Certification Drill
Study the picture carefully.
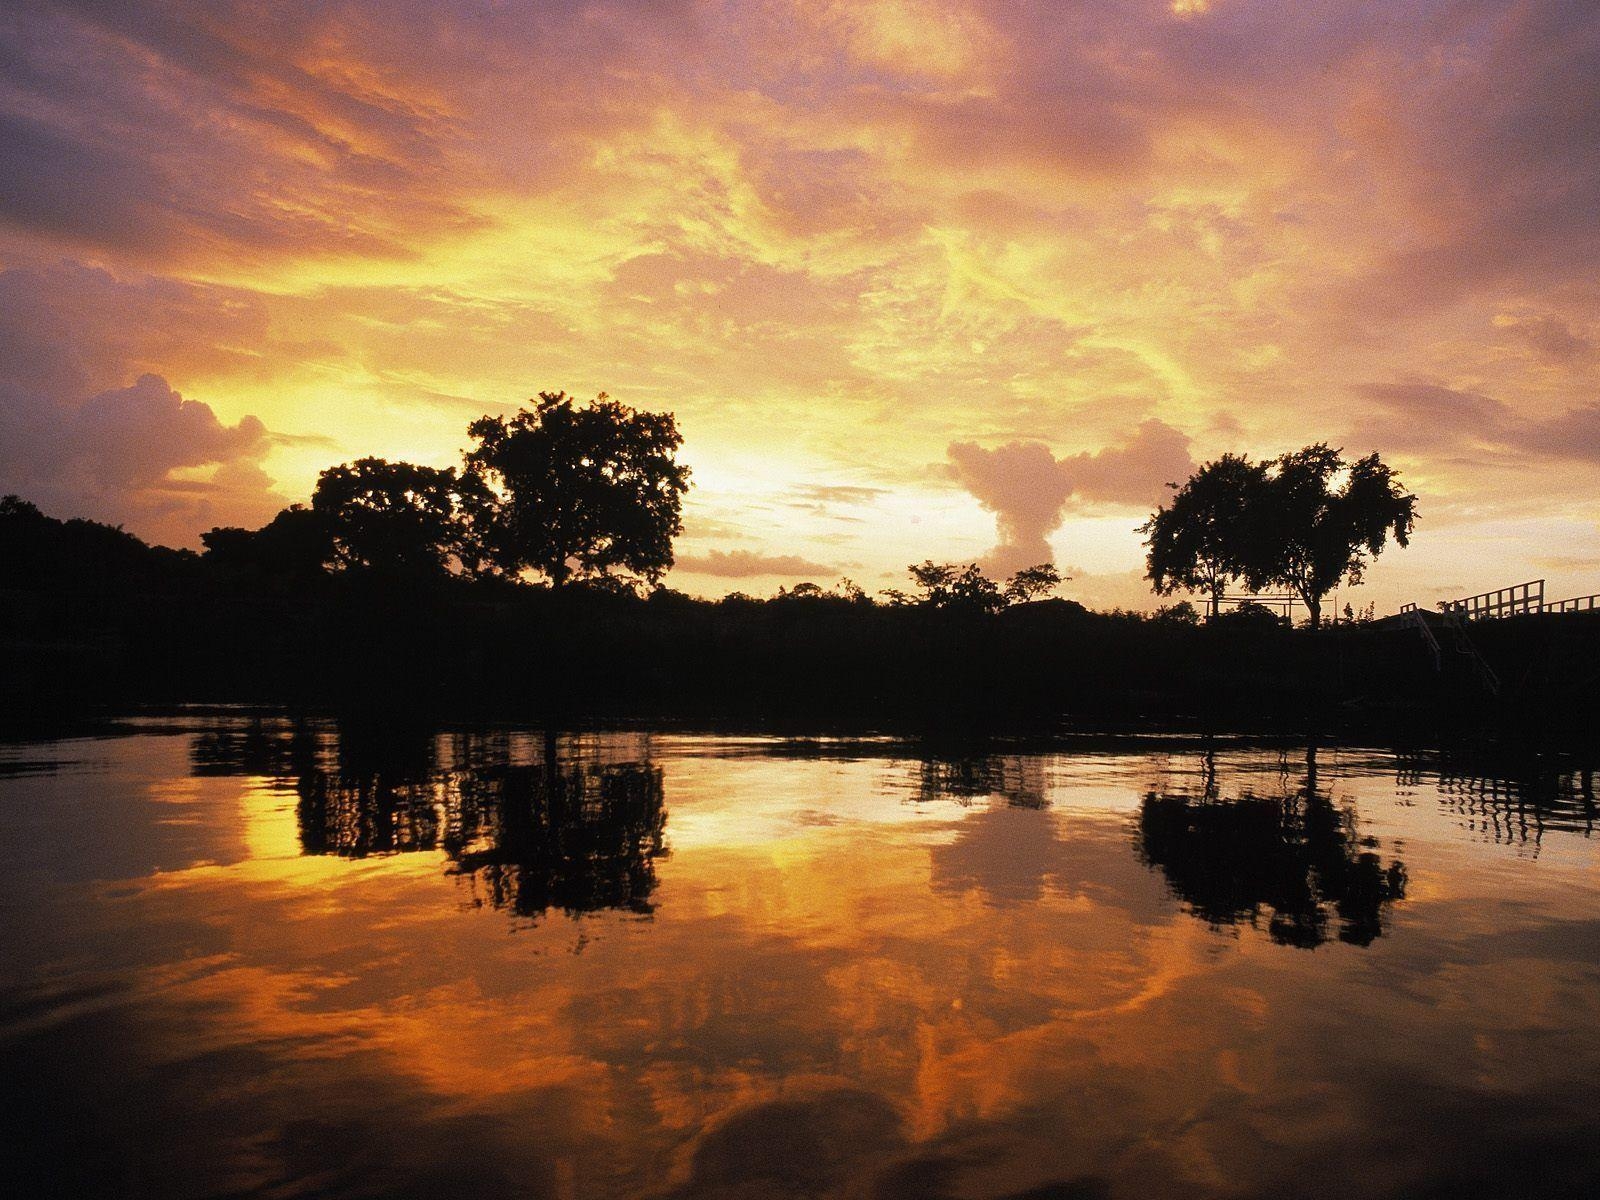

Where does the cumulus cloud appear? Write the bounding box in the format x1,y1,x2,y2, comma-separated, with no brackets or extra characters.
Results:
948,420,1193,575
0,373,279,544
947,442,1074,573
674,549,837,578
0,264,283,544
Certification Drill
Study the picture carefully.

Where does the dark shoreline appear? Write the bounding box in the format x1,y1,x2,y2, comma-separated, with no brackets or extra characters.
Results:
8,575,1600,756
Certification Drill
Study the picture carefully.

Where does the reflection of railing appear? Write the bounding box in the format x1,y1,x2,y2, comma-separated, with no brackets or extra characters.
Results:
1395,754,1598,852
1441,579,1544,620
1549,593,1600,614
1437,770,1597,851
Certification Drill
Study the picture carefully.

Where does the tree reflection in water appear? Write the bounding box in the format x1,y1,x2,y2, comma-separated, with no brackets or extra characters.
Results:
914,754,1047,809
196,721,668,922
1138,747,1407,948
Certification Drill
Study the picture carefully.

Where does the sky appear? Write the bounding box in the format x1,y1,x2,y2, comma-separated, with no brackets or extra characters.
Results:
1,0,1597,611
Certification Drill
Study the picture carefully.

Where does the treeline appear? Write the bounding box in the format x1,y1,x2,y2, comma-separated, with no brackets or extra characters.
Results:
0,488,1108,618
7,481,1598,746
0,387,1129,615
3,392,1597,742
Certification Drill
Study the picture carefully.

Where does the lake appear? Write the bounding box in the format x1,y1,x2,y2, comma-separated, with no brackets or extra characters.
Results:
2,717,1598,1199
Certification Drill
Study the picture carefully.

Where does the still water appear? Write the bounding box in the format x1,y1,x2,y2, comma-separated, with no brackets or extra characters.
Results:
2,718,1599,1199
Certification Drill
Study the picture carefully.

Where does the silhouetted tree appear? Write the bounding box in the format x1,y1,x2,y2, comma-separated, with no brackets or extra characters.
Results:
1,493,194,591
1248,445,1416,629
201,504,331,585
464,392,690,586
778,581,827,600
833,577,870,604
900,561,1006,614
311,458,490,579
886,561,1068,613
1141,453,1269,618
1213,599,1290,630
1152,600,1200,625
1004,563,1065,603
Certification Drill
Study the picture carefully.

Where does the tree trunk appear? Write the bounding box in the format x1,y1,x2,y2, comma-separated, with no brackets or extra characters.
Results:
1305,595,1321,630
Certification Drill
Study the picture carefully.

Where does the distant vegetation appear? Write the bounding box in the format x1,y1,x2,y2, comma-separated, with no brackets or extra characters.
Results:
1,389,1419,625
3,396,1595,740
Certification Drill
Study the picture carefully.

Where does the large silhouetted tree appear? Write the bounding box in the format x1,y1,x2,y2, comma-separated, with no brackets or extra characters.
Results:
202,504,331,585
1248,445,1416,629
464,392,690,587
1141,453,1268,618
312,458,489,578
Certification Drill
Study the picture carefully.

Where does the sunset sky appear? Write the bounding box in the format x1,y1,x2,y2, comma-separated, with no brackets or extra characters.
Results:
2,0,1597,610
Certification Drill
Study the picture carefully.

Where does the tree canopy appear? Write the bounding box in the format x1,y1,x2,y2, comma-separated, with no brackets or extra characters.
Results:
1140,453,1268,617
885,560,1065,614
1143,445,1415,627
201,504,331,588
1248,445,1416,628
312,458,488,579
465,392,691,587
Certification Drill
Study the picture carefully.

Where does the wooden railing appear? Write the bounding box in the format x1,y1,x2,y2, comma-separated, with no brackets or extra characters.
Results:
1549,593,1600,613
1440,579,1544,621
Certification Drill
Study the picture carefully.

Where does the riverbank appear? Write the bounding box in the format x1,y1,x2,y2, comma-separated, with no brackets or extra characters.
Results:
6,580,1598,747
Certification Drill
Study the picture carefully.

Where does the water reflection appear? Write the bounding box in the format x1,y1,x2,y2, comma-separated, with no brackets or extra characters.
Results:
913,755,1047,808
1137,748,1408,947
1397,752,1599,850
7,723,1600,1199
194,722,668,922
299,762,667,919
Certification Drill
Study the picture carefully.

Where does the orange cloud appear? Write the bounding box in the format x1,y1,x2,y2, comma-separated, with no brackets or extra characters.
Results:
949,421,1192,573
1,0,1597,604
